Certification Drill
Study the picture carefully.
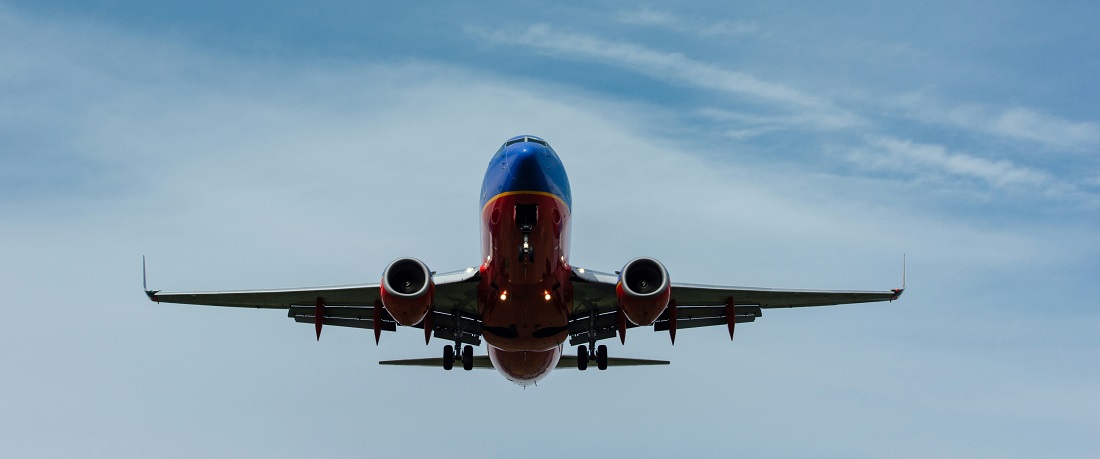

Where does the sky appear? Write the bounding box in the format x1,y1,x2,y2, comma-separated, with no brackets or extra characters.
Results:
1,1,1098,457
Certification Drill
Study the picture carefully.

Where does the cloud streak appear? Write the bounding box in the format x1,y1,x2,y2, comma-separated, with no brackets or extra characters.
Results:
467,23,863,132
888,94,1100,153
616,7,760,39
467,21,1100,206
850,136,1052,189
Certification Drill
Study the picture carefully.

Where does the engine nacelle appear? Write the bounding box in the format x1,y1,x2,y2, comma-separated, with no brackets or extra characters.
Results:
616,257,671,326
380,257,434,326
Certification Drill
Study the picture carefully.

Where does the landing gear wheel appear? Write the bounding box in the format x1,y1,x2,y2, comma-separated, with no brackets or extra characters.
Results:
577,345,588,370
443,345,454,370
462,345,474,371
596,344,608,370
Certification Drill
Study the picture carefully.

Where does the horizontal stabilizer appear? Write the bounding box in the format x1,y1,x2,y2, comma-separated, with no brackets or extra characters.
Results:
378,355,669,369
556,356,669,368
379,356,494,369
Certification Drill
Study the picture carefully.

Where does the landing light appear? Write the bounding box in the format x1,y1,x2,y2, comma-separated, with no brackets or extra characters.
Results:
578,268,585,273
544,291,551,301
500,292,508,301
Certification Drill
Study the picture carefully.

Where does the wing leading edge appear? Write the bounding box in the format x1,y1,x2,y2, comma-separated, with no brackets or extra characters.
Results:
145,265,483,343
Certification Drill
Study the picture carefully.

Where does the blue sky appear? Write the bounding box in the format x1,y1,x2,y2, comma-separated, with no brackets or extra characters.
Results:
1,1,1097,457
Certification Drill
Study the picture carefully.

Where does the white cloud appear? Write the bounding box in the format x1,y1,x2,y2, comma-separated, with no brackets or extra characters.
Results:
616,7,760,38
467,24,862,130
989,107,1100,151
698,106,864,135
468,21,1100,170
851,136,1052,189
941,104,1100,152
888,93,1100,152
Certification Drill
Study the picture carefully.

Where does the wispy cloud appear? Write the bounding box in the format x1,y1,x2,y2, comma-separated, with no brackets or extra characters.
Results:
616,8,1100,154
470,20,1100,168
468,22,1098,205
467,24,861,131
987,107,1100,152
851,136,1052,189
697,107,863,137
889,93,1100,152
616,7,760,39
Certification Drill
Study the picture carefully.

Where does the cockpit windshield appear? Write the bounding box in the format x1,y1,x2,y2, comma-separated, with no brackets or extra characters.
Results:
504,136,549,148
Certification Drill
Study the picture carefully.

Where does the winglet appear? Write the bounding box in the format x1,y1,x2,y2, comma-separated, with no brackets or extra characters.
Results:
143,256,160,302
890,254,906,300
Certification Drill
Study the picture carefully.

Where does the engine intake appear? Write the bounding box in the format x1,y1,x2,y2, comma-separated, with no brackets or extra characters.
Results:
380,257,434,326
616,257,671,326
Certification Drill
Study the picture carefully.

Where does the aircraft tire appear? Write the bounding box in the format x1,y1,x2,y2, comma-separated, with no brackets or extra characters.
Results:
443,345,454,370
462,345,474,371
596,345,608,370
577,345,588,370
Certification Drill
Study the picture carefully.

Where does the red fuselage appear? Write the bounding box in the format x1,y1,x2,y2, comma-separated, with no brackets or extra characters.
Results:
476,137,574,384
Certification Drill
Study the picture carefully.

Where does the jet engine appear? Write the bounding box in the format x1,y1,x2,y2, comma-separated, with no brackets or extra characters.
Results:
616,257,671,326
380,257,434,326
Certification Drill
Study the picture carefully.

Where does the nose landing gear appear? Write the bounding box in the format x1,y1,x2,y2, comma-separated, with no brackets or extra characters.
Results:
515,204,537,263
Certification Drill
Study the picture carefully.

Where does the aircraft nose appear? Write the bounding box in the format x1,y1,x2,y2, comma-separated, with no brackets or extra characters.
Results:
506,146,547,184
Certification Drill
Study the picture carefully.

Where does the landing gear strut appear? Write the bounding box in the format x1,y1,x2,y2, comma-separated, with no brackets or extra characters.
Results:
577,308,608,371
442,309,474,371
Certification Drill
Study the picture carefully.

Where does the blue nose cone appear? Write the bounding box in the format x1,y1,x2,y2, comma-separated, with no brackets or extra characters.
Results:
506,146,548,185
481,136,573,210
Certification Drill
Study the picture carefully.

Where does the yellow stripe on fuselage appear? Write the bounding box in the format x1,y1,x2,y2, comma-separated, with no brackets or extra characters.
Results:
482,191,568,213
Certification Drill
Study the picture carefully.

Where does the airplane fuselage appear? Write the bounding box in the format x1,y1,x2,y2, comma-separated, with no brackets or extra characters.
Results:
478,135,573,384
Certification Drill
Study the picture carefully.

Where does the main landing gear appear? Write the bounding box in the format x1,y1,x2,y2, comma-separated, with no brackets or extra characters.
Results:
576,344,608,371
443,344,474,371
442,309,473,371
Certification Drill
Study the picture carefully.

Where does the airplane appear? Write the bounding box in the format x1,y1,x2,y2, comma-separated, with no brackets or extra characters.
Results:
144,134,903,386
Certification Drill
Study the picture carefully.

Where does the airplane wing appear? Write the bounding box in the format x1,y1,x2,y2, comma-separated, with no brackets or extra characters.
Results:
567,267,902,345
145,266,483,344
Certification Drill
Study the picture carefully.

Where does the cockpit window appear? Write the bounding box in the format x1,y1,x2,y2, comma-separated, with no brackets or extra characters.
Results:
503,136,550,148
